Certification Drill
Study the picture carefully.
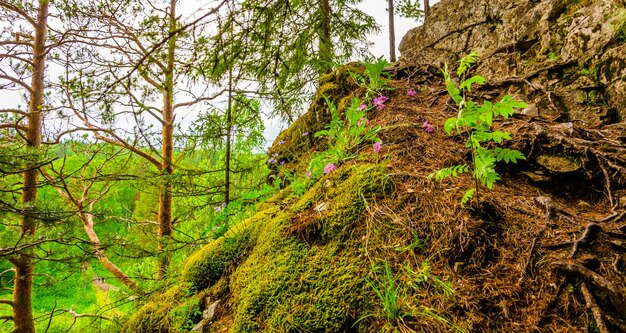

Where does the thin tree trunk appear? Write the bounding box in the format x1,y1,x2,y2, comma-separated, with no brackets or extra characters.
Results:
424,0,430,21
388,0,396,62
319,0,333,73
224,67,232,225
12,1,48,332
157,0,176,280
81,212,143,294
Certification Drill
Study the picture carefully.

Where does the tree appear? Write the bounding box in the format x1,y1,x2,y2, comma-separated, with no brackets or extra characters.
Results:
0,1,49,331
40,144,144,294
58,0,227,279
387,1,423,62
210,0,379,121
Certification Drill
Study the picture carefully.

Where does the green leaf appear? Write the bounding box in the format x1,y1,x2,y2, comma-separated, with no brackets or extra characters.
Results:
459,75,486,93
457,51,479,76
461,188,475,206
444,118,459,134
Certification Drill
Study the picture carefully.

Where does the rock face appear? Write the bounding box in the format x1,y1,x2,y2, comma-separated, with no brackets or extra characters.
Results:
399,0,626,125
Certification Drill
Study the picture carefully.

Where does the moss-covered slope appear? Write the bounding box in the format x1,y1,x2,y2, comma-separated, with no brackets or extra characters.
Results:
123,60,626,333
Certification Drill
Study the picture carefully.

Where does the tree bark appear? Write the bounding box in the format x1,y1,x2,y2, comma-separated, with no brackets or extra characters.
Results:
319,0,333,73
388,0,396,62
224,67,232,224
81,212,143,294
12,1,48,332
157,0,177,280
424,0,430,21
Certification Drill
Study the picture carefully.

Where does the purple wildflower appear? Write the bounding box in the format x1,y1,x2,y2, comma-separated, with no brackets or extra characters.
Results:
305,171,311,179
268,157,276,164
407,89,417,97
221,202,227,207
423,120,434,133
302,132,309,137
272,153,279,157
373,141,382,153
373,96,389,111
358,104,368,111
280,160,285,165
278,140,286,145
323,163,337,174
214,205,222,213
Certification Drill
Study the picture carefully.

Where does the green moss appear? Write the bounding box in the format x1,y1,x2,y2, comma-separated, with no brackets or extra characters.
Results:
267,63,366,172
182,215,261,292
122,287,185,333
229,215,371,332
292,163,389,240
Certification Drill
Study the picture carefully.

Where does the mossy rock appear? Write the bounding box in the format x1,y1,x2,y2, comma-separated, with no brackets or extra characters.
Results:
182,213,265,292
291,163,390,241
267,63,366,173
122,287,185,333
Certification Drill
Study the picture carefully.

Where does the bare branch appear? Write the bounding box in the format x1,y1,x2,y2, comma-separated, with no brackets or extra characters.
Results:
0,1,36,26
0,74,34,94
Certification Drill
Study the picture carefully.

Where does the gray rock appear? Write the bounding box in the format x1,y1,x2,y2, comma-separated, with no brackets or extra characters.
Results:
398,0,626,124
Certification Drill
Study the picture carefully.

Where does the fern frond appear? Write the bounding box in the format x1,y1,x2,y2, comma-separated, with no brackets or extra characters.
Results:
457,51,479,76
429,164,470,181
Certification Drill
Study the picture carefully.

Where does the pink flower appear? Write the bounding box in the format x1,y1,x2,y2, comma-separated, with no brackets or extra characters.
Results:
358,104,368,111
423,120,434,133
305,171,311,178
280,160,285,165
373,141,382,153
214,205,222,213
323,163,337,174
372,96,389,111
302,132,309,136
278,140,286,145
407,89,417,97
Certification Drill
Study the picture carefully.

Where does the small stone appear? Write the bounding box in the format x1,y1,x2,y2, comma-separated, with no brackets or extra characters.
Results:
314,202,328,213
521,104,539,116
522,171,551,182
203,300,220,320
536,154,580,174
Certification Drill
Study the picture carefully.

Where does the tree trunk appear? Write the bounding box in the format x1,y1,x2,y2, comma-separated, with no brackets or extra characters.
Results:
424,0,430,21
388,0,396,62
224,68,233,224
157,0,176,280
319,0,333,73
12,1,48,332
81,212,143,294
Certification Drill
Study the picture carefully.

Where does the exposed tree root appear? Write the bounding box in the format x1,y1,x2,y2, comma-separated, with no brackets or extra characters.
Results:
580,282,610,333
553,261,626,317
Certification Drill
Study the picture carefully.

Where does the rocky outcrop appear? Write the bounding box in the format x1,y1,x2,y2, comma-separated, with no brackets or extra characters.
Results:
399,0,626,125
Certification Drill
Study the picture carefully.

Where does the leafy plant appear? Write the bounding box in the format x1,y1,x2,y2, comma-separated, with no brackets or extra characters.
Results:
309,96,381,179
350,56,392,98
367,261,406,321
430,51,527,205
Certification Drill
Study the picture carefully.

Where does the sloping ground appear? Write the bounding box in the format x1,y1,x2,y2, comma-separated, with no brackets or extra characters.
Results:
122,62,626,332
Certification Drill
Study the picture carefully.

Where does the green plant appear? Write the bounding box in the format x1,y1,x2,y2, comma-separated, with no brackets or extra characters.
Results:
309,96,381,178
579,90,607,106
615,18,626,44
350,56,392,98
430,52,527,205
404,261,455,300
367,261,406,322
